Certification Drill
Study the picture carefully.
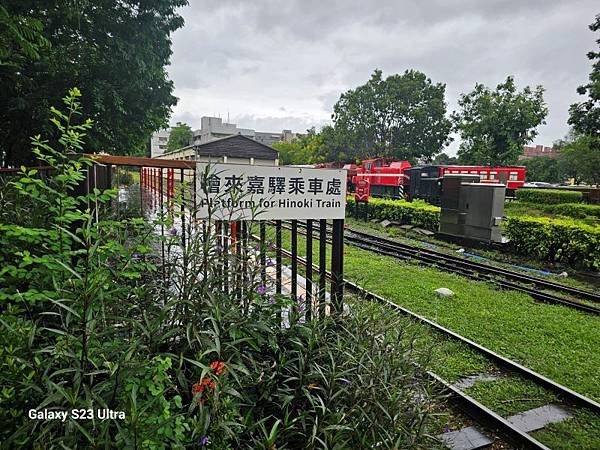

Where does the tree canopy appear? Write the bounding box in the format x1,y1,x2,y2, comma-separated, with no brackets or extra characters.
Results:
167,122,193,151
453,76,547,166
271,128,322,165
431,152,459,165
522,157,561,183
569,14,600,136
331,69,452,162
557,134,600,185
0,0,187,167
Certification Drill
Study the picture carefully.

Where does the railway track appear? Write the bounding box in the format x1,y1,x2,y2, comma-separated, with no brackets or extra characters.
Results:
281,220,600,315
275,246,600,450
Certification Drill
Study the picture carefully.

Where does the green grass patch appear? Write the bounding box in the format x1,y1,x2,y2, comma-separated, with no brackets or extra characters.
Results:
266,224,600,403
346,216,600,292
268,225,600,448
464,377,558,417
343,247,600,402
532,409,600,450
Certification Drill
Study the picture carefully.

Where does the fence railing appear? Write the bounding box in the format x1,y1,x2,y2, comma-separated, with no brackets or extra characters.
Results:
91,155,346,316
1,155,346,316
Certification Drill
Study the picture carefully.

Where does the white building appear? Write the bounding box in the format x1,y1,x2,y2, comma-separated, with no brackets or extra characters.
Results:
150,116,302,158
149,128,171,158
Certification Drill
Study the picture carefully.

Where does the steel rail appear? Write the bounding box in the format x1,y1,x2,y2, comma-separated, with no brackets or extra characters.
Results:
284,220,600,315
346,226,600,304
428,372,551,450
342,232,600,315
273,246,600,416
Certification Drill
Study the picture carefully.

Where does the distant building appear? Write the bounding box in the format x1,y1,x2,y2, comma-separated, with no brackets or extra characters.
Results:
150,116,302,158
519,145,560,160
150,128,171,158
155,134,279,166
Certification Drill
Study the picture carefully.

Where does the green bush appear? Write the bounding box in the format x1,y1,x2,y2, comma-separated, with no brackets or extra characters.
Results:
348,197,440,231
516,188,583,205
545,203,600,219
505,216,600,271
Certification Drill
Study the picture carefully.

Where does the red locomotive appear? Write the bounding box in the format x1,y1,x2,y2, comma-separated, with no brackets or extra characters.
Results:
352,158,412,198
315,158,526,204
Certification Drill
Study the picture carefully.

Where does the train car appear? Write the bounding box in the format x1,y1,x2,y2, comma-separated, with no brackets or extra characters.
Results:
352,158,412,198
406,165,527,204
314,161,358,192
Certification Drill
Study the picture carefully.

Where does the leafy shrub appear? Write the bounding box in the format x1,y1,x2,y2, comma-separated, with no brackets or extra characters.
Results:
516,188,583,205
545,202,600,219
505,216,600,270
348,197,441,231
0,90,442,448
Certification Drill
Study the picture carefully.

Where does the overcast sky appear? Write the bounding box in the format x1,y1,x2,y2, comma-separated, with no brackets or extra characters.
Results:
167,0,598,155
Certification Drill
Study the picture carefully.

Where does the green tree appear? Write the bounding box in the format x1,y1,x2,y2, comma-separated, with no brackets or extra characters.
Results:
453,76,548,165
167,122,193,151
272,128,325,165
0,5,49,70
569,14,600,135
432,152,459,165
331,69,452,161
0,1,187,167
558,135,600,185
522,157,561,183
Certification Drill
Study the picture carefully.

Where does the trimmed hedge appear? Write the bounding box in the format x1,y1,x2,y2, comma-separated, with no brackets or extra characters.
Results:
516,188,583,205
505,216,600,271
347,197,440,231
545,203,600,219
346,197,600,271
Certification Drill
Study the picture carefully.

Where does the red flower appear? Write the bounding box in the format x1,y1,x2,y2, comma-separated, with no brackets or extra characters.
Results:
210,360,226,376
192,377,216,404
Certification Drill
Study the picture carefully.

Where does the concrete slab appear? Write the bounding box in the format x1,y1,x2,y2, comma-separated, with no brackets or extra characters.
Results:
414,227,435,236
438,426,493,450
452,374,501,390
507,404,572,433
439,403,572,450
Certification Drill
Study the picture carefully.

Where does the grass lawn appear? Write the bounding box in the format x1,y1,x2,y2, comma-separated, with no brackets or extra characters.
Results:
346,216,600,293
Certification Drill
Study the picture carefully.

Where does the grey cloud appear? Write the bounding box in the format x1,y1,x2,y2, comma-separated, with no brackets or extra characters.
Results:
168,0,599,153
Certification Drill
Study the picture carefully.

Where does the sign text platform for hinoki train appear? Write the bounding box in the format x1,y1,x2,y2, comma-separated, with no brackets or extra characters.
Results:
196,163,347,220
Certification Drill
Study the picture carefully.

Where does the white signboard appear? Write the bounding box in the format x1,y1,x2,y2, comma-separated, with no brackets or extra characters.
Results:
196,163,347,220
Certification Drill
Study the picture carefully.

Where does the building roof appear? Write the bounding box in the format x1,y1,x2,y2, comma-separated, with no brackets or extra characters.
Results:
193,134,279,159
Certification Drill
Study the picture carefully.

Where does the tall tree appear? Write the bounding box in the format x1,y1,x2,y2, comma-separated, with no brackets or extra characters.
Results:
522,157,561,183
0,1,187,167
569,14,600,136
453,76,547,165
167,122,192,151
272,128,328,165
557,134,600,185
331,69,452,162
432,152,459,165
